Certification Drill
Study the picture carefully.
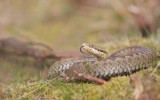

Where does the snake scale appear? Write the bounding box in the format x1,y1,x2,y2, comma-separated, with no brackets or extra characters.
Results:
48,43,159,82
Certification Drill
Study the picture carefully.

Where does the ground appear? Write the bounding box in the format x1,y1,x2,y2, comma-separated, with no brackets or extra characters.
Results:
0,0,160,100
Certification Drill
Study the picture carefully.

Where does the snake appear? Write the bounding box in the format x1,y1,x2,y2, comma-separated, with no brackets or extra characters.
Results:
48,43,159,82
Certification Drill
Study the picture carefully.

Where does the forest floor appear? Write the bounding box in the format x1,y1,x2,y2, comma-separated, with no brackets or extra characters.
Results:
0,1,160,99
0,35,160,100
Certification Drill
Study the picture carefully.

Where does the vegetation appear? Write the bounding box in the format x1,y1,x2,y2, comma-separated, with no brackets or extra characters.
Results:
0,0,160,100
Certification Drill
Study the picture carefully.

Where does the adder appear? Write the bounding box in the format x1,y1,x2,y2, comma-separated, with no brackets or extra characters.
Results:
48,43,160,84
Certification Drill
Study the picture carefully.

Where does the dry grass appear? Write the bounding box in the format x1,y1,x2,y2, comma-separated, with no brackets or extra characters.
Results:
0,0,160,100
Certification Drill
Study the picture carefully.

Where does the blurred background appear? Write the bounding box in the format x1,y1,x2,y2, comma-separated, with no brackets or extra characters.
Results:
0,0,160,89
0,0,160,99
1,0,160,49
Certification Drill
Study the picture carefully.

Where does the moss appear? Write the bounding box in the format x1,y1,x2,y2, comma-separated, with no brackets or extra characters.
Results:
4,76,132,100
0,37,159,99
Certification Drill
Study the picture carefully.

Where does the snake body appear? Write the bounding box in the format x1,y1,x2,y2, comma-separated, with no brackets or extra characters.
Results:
48,46,158,80
48,57,97,78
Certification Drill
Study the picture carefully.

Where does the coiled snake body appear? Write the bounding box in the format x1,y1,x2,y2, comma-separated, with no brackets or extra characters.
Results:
48,44,159,84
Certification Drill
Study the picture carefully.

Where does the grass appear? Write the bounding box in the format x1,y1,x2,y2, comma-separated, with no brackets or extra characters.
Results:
0,38,160,100
5,76,132,100
0,0,160,99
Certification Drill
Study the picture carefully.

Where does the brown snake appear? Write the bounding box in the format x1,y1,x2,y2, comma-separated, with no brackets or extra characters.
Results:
48,43,159,84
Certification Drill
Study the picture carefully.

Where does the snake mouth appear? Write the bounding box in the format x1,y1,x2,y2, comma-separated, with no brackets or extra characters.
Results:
80,45,88,54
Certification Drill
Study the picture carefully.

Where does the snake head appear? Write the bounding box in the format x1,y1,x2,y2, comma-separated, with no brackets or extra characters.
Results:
80,43,108,59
